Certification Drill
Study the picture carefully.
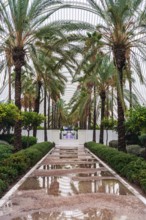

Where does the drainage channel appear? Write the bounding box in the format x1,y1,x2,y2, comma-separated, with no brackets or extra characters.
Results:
0,146,146,220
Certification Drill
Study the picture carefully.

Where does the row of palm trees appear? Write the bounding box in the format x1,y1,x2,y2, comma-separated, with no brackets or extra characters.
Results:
0,0,146,152
68,0,146,151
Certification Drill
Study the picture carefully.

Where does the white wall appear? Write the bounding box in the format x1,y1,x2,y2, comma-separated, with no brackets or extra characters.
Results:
22,129,118,145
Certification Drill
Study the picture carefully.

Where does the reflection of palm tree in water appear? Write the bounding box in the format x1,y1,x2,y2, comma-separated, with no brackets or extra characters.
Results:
48,177,59,196
84,208,113,220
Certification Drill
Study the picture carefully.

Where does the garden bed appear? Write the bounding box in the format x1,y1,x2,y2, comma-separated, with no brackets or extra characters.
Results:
0,142,54,198
85,142,146,194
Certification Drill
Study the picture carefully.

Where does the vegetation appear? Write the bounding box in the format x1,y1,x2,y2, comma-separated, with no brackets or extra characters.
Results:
22,111,44,140
0,134,37,149
85,142,146,193
125,106,146,135
0,142,54,197
0,103,20,134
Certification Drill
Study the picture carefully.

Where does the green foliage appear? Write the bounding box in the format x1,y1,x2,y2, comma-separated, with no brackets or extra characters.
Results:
0,134,14,143
0,166,18,183
90,124,100,130
101,118,117,130
125,132,140,145
0,134,37,148
2,153,31,175
0,179,8,196
0,103,21,133
0,142,54,198
0,144,14,161
109,140,118,148
126,145,142,156
85,142,146,194
11,136,37,149
125,106,146,134
22,111,45,131
139,134,146,147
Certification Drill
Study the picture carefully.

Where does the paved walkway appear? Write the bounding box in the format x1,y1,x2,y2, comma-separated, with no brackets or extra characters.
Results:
0,145,146,219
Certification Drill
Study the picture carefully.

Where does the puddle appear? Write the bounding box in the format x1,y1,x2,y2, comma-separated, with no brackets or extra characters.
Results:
77,171,113,177
19,176,132,196
38,162,104,170
19,177,41,190
12,208,128,220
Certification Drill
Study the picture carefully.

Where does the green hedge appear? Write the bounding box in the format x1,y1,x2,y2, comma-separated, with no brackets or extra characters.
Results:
0,144,14,161
0,142,54,198
85,142,146,194
0,134,37,148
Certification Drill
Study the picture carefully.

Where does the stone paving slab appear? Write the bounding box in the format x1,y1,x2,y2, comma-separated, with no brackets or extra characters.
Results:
31,167,108,177
0,145,146,220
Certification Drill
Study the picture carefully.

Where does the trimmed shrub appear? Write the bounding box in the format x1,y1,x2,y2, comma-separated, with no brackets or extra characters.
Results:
0,144,14,161
125,132,140,145
140,148,146,159
0,179,8,196
2,153,31,175
0,140,10,145
0,134,37,148
126,145,142,156
0,142,54,198
109,140,118,148
0,134,13,143
0,166,18,183
139,134,146,147
85,142,146,194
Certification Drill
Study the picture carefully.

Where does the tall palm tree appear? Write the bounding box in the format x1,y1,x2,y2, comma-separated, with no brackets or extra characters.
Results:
86,0,146,151
0,0,70,150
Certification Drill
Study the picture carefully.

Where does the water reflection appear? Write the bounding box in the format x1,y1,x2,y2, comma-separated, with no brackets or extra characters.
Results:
19,176,132,196
12,208,128,220
38,162,104,170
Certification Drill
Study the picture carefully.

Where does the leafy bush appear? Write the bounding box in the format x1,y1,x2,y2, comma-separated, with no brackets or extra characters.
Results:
0,134,14,144
0,144,14,161
2,153,31,175
126,145,142,156
10,135,37,148
125,132,140,145
109,140,118,148
85,142,146,194
125,106,146,134
0,103,21,133
0,134,37,148
139,134,146,147
0,142,54,198
0,166,18,183
0,179,8,196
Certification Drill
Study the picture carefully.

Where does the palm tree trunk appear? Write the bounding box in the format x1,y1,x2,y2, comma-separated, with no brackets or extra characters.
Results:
58,113,61,129
48,95,50,129
117,69,126,151
129,73,132,110
33,80,42,137
12,47,25,151
8,65,11,102
44,86,47,141
14,69,22,150
93,84,96,142
111,87,114,123
88,106,91,129
99,90,106,144
113,46,126,151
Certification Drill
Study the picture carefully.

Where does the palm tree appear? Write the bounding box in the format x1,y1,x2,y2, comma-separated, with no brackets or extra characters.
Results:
0,0,71,150
85,0,146,151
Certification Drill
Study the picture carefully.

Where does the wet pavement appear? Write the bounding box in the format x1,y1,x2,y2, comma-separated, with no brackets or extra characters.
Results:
0,146,146,220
